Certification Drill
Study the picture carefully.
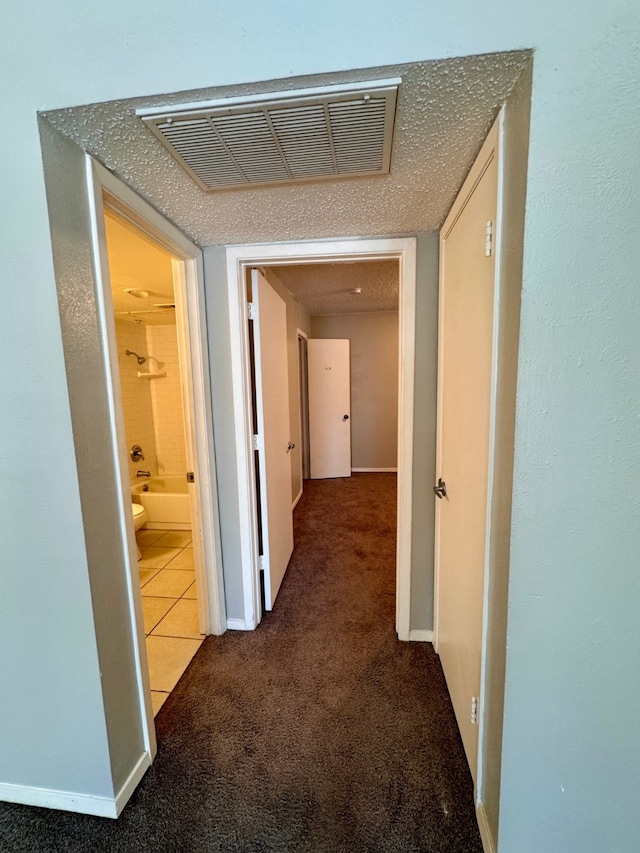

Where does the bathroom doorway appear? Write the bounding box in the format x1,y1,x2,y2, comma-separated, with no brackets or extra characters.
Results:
85,159,226,732
103,209,205,715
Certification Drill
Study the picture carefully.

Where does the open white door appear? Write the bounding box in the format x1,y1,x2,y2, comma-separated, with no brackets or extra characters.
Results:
435,124,498,786
251,269,294,610
308,339,351,479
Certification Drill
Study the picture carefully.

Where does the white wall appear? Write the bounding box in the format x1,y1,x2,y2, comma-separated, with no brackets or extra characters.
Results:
2,1,639,847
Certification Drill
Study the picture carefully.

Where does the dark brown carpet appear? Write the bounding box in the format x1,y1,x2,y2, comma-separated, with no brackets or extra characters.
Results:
0,473,482,853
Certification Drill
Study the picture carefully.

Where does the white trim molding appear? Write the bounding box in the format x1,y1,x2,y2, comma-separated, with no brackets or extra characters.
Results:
476,803,497,853
408,629,434,643
114,753,152,816
292,489,303,509
225,237,416,640
227,618,252,631
0,782,118,818
351,467,398,473
0,751,151,818
82,158,228,811
89,159,226,638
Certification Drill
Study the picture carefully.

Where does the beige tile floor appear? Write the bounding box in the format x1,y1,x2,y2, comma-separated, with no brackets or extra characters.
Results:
137,529,204,715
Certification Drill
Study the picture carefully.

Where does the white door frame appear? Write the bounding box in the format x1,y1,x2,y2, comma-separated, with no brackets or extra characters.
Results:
295,328,309,505
225,237,416,637
85,157,227,737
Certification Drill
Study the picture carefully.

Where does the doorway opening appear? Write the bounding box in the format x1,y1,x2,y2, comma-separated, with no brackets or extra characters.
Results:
85,158,226,735
102,207,205,715
225,237,416,637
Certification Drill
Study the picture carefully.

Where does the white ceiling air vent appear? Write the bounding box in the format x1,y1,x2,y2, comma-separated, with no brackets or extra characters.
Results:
136,79,400,192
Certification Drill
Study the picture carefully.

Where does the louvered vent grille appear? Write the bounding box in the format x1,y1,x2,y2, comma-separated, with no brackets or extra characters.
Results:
138,81,399,192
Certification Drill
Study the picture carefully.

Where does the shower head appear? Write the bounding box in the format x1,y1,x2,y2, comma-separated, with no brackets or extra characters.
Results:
125,349,147,365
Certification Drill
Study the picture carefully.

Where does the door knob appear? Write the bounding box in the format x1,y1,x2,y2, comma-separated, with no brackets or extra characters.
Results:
343,414,349,420
287,441,295,452
433,478,447,499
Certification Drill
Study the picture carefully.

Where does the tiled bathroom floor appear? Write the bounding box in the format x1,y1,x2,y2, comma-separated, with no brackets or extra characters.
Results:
137,529,204,715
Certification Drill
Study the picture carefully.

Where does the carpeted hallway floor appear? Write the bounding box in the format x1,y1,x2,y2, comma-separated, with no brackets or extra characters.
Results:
0,473,482,852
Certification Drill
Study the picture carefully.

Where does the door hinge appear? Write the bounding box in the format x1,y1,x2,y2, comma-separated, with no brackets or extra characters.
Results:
471,696,478,725
485,220,493,257
259,554,265,571
253,434,263,451
248,302,258,320
186,471,195,483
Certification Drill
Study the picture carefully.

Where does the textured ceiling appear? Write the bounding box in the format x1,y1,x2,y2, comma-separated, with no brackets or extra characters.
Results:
43,51,530,247
104,210,177,325
268,261,399,315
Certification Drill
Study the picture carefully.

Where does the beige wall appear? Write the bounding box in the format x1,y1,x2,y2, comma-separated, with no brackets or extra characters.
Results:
310,312,398,470
264,269,311,503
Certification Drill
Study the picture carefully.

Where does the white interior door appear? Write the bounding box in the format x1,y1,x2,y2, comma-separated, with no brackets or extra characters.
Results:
251,269,294,610
308,339,351,479
435,127,498,786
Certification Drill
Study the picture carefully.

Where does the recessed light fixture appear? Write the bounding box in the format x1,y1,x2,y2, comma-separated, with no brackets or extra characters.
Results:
350,287,363,295
123,288,150,298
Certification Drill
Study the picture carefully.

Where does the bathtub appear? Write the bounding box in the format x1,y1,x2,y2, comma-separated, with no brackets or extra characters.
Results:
131,475,192,530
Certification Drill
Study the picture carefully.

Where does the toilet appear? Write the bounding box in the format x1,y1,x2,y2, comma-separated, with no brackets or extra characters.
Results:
132,503,148,560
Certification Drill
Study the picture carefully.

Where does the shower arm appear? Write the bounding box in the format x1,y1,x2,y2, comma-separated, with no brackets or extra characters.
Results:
125,349,147,365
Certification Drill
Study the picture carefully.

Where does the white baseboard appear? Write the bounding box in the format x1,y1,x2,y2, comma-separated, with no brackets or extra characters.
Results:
0,781,117,819
227,618,251,631
476,802,497,853
351,467,398,473
114,752,152,817
292,489,303,509
0,752,152,818
408,629,434,642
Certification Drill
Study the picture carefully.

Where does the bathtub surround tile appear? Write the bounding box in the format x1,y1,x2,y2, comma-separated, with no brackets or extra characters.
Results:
166,547,195,570
145,635,203,693
155,531,192,548
151,691,170,715
147,324,188,475
141,569,195,598
183,582,197,600
138,545,182,569
152,598,202,640
139,568,160,587
115,319,159,482
142,596,178,634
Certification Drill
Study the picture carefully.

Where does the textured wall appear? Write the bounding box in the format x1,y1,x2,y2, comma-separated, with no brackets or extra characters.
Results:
310,312,399,469
35,119,144,798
